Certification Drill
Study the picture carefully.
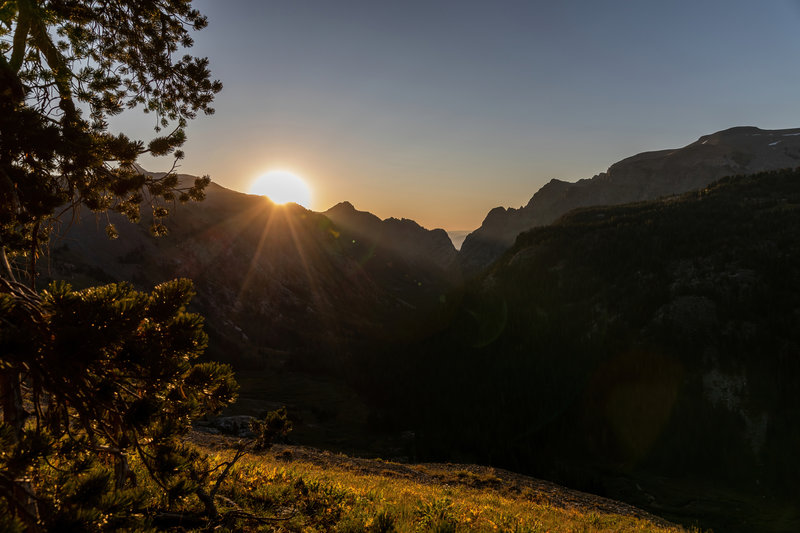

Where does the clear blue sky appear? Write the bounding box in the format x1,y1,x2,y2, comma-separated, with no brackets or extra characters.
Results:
121,0,800,230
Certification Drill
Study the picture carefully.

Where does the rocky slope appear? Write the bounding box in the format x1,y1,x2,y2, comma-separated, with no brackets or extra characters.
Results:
460,126,800,273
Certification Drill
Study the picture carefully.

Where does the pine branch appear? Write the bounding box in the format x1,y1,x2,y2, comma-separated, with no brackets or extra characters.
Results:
0,472,42,533
9,5,30,72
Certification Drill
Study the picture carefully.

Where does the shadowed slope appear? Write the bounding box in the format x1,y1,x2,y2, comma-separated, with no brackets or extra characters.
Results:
408,168,800,532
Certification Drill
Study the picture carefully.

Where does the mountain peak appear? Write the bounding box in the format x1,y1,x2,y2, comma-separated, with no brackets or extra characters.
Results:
712,125,763,136
323,202,459,273
327,201,356,212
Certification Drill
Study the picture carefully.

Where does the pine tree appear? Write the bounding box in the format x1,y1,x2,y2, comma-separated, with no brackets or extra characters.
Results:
0,0,220,281
1,278,238,531
0,2,241,530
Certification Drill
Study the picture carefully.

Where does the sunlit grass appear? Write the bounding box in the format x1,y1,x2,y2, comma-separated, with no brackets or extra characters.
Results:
189,445,699,533
34,436,701,531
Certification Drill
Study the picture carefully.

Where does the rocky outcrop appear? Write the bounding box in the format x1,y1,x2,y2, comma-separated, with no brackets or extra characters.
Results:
460,126,800,274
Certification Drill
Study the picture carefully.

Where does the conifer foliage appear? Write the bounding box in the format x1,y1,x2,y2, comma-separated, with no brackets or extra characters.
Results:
1,278,238,531
0,1,240,530
0,0,220,278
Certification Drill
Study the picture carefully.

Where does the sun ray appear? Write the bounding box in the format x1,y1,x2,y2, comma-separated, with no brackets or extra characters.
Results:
230,187,336,344
237,203,282,303
176,202,265,282
281,207,336,337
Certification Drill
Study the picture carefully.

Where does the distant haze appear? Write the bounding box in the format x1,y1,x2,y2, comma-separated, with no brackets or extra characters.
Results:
113,0,800,230
446,230,472,251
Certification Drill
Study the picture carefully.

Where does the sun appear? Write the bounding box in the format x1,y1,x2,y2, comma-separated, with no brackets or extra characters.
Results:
248,170,312,207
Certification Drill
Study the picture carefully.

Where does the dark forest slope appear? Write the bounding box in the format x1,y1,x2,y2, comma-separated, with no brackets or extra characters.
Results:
401,168,800,532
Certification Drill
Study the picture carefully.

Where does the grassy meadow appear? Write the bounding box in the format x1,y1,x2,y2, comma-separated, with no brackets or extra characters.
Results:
178,435,700,532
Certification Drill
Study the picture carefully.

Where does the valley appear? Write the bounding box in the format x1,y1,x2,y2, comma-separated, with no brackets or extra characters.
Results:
38,128,800,532
7,4,800,530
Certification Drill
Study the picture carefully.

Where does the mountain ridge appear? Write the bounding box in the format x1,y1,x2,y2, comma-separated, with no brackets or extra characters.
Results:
460,126,800,273
324,200,460,275
42,178,459,372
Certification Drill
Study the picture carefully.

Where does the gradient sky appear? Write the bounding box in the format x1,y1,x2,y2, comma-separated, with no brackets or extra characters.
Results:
119,0,800,230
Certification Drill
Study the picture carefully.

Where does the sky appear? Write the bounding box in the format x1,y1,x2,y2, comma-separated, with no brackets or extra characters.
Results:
119,0,800,231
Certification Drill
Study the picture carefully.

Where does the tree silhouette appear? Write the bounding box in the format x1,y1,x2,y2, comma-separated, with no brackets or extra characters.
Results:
0,2,240,530
1,0,220,283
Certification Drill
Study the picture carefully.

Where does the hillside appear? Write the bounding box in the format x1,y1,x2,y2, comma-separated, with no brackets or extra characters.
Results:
460,126,800,273
394,169,800,532
185,431,686,532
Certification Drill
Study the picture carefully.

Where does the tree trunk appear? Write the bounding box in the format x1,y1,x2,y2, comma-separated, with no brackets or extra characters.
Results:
0,370,25,440
28,220,39,290
0,371,39,532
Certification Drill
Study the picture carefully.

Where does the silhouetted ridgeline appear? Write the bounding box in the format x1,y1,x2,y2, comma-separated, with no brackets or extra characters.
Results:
391,169,800,532
461,126,800,274
325,201,460,273
42,179,459,373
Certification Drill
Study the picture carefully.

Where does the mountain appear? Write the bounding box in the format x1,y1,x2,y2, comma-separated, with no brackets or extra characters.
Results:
42,178,459,374
460,126,800,273
399,168,800,532
324,201,459,275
